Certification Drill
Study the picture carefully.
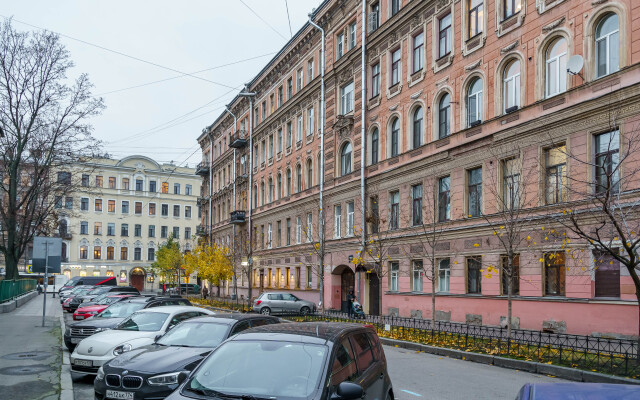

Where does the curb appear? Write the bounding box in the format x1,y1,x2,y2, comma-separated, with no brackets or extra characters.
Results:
59,313,74,400
380,337,640,385
0,290,38,313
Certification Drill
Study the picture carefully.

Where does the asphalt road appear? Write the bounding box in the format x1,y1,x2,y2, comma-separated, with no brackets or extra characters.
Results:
63,310,565,400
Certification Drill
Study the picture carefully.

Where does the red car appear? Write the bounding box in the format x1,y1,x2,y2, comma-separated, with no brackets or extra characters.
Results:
72,294,136,320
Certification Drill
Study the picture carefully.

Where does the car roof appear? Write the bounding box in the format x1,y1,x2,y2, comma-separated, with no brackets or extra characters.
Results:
187,314,278,325
106,294,136,298
134,305,208,314
233,322,370,344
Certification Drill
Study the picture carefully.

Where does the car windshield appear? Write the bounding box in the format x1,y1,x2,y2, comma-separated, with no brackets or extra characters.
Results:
98,296,121,305
188,340,327,399
96,301,145,318
71,287,89,294
117,312,169,332
158,321,229,348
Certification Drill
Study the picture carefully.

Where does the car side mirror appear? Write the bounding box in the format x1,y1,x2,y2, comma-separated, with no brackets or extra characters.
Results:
178,371,189,385
334,382,364,400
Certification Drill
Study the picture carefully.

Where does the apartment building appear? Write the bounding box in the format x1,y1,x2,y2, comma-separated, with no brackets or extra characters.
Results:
197,0,640,336
55,155,201,292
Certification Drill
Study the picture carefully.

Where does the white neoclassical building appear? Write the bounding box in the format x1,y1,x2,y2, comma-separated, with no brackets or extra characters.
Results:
56,155,201,292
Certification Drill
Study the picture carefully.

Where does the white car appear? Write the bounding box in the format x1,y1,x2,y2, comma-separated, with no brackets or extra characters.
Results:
70,306,214,375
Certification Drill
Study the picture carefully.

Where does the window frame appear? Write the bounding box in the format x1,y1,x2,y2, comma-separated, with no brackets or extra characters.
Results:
595,13,619,79
390,48,401,86
412,32,424,73
411,184,423,226
438,13,452,58
438,176,451,222
467,167,483,217
545,37,568,98
466,256,482,294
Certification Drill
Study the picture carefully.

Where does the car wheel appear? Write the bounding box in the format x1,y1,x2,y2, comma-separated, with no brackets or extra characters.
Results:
260,307,271,315
386,390,394,400
300,306,310,315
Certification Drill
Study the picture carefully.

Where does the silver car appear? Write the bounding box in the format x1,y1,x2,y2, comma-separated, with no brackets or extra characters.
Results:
253,292,316,315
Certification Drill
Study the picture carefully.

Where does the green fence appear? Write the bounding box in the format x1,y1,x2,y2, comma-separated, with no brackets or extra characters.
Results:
0,279,37,303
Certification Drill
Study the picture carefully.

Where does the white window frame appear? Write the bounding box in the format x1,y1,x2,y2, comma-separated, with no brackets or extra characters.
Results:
340,81,354,115
346,201,354,236
467,79,483,127
307,213,313,242
545,38,567,98
334,205,342,238
296,217,302,244
349,22,357,49
337,33,345,59
503,60,521,112
412,260,423,292
297,68,304,91
268,223,272,249
438,259,450,292
390,262,399,291
595,14,619,78
297,115,303,143
307,107,314,136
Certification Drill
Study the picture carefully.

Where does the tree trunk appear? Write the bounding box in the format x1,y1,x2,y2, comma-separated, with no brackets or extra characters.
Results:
507,253,514,340
5,253,19,280
319,255,325,312
431,258,436,326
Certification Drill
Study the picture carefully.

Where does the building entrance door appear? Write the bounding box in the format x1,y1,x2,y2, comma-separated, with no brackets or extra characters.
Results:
368,272,380,316
340,268,355,313
130,268,145,292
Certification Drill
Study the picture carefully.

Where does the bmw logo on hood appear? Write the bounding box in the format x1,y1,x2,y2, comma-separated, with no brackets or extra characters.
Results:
123,370,129,375
88,347,93,354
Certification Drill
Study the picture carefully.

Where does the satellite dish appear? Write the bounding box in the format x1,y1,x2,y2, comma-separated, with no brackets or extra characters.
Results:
567,55,584,75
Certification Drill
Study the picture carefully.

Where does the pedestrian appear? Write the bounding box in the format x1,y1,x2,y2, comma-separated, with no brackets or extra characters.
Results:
202,285,208,300
37,283,42,295
347,290,355,317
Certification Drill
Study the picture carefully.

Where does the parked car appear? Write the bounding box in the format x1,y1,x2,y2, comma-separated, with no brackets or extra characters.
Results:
73,294,138,320
94,314,280,400
59,276,117,294
64,296,192,351
68,286,139,312
165,322,392,400
252,292,316,315
516,383,640,399
61,286,94,311
70,306,215,376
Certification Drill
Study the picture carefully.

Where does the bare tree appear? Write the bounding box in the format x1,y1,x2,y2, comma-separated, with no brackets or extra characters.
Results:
0,19,104,280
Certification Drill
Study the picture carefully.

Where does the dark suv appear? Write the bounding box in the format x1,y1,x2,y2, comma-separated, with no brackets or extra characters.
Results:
165,322,393,400
64,296,191,351
94,314,280,400
68,286,140,312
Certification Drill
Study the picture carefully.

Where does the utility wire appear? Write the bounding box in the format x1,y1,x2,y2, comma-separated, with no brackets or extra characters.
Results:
238,0,288,40
284,0,293,38
0,15,237,90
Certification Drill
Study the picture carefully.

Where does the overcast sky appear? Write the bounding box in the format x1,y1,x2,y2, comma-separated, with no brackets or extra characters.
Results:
1,0,320,167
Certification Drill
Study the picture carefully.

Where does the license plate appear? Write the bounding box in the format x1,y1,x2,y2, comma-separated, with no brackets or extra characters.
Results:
70,338,82,344
106,390,134,399
73,359,92,367
76,316,84,320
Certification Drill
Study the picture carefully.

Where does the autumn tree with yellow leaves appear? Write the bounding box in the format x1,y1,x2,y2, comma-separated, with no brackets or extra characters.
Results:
183,243,234,297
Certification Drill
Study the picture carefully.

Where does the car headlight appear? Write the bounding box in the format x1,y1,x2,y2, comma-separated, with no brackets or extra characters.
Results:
148,371,182,386
85,311,98,315
96,366,105,381
112,343,132,356
65,327,71,335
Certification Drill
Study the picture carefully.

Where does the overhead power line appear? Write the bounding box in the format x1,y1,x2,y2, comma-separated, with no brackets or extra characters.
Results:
285,0,293,38
238,0,288,40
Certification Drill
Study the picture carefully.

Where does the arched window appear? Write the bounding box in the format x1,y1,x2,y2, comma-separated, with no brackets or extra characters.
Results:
412,106,423,149
268,178,274,203
371,128,379,164
503,60,521,112
545,38,567,97
341,142,352,176
296,164,303,192
306,159,313,188
286,168,292,196
390,118,400,157
595,13,619,78
437,93,451,139
467,78,483,127
277,173,282,200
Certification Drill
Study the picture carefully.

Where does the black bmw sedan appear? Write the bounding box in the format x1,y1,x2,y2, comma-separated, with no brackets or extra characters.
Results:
164,322,393,400
94,314,280,400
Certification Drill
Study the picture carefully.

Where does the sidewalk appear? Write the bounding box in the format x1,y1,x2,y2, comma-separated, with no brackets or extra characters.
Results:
0,292,64,400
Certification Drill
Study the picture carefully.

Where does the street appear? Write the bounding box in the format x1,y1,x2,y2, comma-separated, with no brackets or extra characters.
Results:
64,312,564,399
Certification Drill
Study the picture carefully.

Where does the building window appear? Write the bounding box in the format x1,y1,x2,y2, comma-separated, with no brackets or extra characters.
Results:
370,196,379,234
107,246,114,260
107,200,115,213
389,191,399,230
148,225,155,237
296,216,302,244
412,184,423,226
346,202,354,236
135,201,142,215
80,245,88,259
121,223,129,237
148,248,155,261
286,122,293,148
467,256,482,294
390,48,401,86
412,106,423,149
134,224,141,237
109,177,116,189
286,168,292,196
505,0,522,19
57,171,71,184
120,247,128,260
161,226,168,238
92,198,101,212
390,117,400,157
340,81,354,115
135,179,143,191
468,168,482,217
307,59,314,82
468,0,483,38
545,145,566,204
306,213,313,242
337,33,344,59
296,115,303,143
349,22,357,49
296,164,302,193
390,0,400,16
412,32,424,73
544,252,565,296
185,227,192,239
287,77,293,100
297,68,303,91
595,14,619,78
107,223,115,236
173,227,180,239
94,222,102,235
54,196,62,209
371,63,380,98
438,259,450,292
545,38,567,98
286,218,291,245
502,158,520,210
94,246,101,260
438,176,451,222
467,78,483,127
503,60,521,113
95,176,103,187
594,250,621,297
81,174,89,187
439,13,452,58
277,129,283,153
438,93,451,139
306,159,313,188
371,128,379,164
501,254,520,296
122,178,130,190
412,260,423,292
162,182,168,193
147,202,155,216
81,198,89,211
134,247,142,261
595,130,620,193
389,262,399,291
307,266,313,288
161,204,168,216
80,221,88,235
341,142,352,176
334,205,342,238
307,107,314,136
370,2,380,32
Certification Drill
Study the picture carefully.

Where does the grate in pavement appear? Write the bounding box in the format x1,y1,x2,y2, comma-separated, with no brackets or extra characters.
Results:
0,364,50,375
1,351,52,361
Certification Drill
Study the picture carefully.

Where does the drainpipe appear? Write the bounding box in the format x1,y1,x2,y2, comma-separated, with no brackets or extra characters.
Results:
239,88,256,300
357,0,367,305
224,105,238,298
308,12,325,310
206,131,213,244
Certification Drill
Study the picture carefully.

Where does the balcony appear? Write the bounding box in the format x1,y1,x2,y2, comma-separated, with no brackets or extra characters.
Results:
197,225,209,236
195,161,210,176
230,210,246,224
229,131,248,149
